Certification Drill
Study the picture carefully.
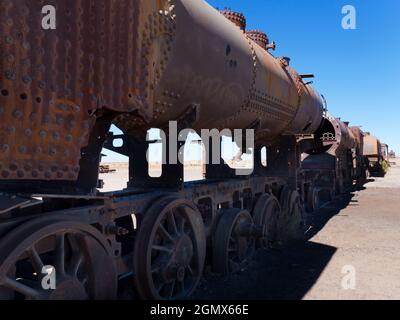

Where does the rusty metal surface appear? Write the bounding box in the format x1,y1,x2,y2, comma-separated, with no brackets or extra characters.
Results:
313,114,356,156
219,9,246,30
363,133,381,157
246,30,269,49
1,0,325,183
116,0,256,136
0,0,173,181
350,126,364,149
116,0,324,147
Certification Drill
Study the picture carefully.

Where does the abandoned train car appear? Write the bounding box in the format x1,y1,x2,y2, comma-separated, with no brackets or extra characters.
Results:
0,0,387,300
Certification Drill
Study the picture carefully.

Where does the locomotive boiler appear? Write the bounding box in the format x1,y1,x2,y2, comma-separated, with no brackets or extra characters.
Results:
0,0,387,300
0,0,324,194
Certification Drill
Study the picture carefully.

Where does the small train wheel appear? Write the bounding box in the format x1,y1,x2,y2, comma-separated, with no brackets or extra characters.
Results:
0,217,117,300
213,209,255,275
133,196,206,300
277,190,307,245
252,194,281,249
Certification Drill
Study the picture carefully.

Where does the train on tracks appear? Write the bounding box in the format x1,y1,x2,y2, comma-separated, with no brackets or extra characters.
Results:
0,0,389,300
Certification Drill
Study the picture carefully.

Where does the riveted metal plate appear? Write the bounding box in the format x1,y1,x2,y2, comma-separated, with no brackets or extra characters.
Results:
0,0,172,181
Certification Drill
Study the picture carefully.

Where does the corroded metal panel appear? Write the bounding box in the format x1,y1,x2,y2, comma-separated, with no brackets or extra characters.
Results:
0,0,325,183
246,30,269,49
363,134,381,157
220,9,246,30
316,114,356,156
0,0,173,181
117,1,324,146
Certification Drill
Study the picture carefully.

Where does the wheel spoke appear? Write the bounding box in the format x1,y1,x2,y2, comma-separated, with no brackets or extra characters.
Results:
2,277,42,299
151,265,161,274
55,233,66,275
166,281,175,299
152,245,173,255
178,216,186,234
181,207,195,235
66,234,84,276
150,255,166,274
167,211,178,235
186,265,194,275
229,259,240,273
26,246,44,275
177,279,185,294
71,253,84,276
156,281,165,293
81,276,89,287
158,224,174,243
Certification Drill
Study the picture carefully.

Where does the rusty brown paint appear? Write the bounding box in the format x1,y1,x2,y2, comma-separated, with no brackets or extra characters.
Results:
219,9,246,30
246,30,269,49
116,0,324,147
0,0,173,181
363,133,382,158
0,0,324,181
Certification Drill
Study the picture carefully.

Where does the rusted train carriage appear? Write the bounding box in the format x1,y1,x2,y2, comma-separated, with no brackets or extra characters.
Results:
363,133,388,174
300,114,361,212
0,0,383,300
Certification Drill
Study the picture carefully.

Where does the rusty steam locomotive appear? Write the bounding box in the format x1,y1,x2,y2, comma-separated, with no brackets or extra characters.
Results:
0,0,388,300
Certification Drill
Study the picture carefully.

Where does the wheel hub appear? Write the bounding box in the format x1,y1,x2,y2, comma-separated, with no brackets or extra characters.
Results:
173,234,193,267
176,267,186,282
160,234,194,283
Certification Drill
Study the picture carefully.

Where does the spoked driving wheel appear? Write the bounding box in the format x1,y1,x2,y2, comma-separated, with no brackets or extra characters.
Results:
278,189,307,245
252,194,281,249
213,209,256,275
133,196,206,300
0,217,117,300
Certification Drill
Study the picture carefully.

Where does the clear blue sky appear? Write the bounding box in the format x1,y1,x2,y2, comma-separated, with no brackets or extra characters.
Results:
102,0,400,162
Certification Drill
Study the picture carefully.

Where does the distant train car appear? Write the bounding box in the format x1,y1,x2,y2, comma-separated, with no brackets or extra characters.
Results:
350,126,367,183
363,133,386,174
300,114,359,211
